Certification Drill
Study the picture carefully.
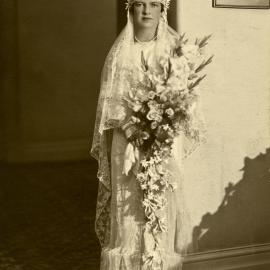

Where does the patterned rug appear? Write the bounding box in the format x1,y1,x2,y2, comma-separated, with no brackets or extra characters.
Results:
0,161,100,270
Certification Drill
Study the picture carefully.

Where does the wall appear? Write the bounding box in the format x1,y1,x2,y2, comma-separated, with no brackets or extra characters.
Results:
0,0,19,162
0,106,4,161
177,1,270,252
1,0,117,162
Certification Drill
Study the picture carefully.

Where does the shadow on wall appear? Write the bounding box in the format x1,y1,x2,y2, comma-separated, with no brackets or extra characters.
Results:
191,148,270,252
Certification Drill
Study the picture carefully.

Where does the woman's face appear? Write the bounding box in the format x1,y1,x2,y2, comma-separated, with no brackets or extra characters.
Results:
132,0,162,30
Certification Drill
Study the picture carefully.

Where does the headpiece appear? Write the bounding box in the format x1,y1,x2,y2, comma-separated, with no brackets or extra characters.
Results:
126,0,171,11
126,0,171,22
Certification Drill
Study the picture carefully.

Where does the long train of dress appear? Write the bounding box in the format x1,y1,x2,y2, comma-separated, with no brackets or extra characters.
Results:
100,128,192,270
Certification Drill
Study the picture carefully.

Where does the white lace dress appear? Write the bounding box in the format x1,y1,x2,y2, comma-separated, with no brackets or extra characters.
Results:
100,41,192,270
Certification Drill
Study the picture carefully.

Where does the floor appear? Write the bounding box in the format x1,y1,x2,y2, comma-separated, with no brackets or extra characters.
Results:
0,160,100,270
1,154,269,270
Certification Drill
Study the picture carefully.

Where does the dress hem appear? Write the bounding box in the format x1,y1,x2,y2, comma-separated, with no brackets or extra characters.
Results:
100,247,183,270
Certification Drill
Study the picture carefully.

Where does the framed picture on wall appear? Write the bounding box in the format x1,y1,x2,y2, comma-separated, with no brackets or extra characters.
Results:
213,0,270,9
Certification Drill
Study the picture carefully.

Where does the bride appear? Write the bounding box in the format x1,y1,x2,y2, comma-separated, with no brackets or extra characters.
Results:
91,0,205,269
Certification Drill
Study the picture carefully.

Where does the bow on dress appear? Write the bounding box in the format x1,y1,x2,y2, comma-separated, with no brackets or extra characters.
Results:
122,142,140,175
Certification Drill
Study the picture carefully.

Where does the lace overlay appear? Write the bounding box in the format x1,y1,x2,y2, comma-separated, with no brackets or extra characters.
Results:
91,9,206,270
99,128,192,269
93,131,112,247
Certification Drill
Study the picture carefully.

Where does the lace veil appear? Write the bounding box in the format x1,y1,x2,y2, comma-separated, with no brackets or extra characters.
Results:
90,3,206,247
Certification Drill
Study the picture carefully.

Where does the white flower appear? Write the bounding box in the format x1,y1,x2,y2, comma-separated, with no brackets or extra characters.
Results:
136,89,149,102
187,99,197,114
166,67,189,91
151,121,158,130
131,116,140,123
165,108,174,117
160,93,167,102
132,102,142,112
143,198,157,213
138,71,146,83
180,88,189,96
141,183,147,190
147,100,158,108
137,172,147,180
114,105,126,121
148,166,158,178
159,56,169,68
147,109,163,123
157,108,163,114
149,157,156,165
152,154,162,163
148,91,156,100
146,71,163,86
141,159,149,168
128,89,135,99
173,122,181,130
152,74,164,85
156,164,164,175
170,57,190,73
156,84,166,94
147,192,155,200
181,44,200,62
171,77,188,92
141,131,150,140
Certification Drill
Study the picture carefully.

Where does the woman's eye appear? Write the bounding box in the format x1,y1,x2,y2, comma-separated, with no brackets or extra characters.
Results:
134,2,143,7
151,2,161,8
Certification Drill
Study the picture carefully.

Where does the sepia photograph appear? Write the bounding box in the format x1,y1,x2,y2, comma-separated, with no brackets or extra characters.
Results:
1,0,270,269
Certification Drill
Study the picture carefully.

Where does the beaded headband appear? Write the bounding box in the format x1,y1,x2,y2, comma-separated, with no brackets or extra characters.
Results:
126,0,171,11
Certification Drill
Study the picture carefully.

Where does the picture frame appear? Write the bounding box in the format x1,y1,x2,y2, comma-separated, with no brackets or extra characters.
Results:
212,0,270,9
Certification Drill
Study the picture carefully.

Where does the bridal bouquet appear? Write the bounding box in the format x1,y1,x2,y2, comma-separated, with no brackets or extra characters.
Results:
122,35,212,268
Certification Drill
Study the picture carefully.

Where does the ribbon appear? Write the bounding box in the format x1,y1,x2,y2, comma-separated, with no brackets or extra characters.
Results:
122,142,139,175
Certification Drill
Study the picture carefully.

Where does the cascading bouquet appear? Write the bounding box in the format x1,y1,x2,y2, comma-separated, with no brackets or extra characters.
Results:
121,34,213,268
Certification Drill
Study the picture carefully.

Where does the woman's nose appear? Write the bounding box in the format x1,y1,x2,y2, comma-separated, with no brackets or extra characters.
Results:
143,4,151,15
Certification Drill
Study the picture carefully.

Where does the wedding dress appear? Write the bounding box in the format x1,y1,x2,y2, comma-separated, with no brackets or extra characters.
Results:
91,5,206,270
101,134,192,269
99,41,193,270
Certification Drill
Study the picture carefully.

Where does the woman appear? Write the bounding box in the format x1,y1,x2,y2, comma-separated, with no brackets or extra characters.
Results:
91,0,205,269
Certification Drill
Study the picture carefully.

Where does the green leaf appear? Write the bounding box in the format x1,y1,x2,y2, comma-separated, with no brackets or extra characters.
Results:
198,35,212,48
195,55,214,73
189,74,207,89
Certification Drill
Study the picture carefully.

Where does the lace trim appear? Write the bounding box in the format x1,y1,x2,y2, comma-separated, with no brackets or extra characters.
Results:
91,132,112,247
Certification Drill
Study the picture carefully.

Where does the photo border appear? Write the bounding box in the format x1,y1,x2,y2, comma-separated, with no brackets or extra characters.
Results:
212,0,270,9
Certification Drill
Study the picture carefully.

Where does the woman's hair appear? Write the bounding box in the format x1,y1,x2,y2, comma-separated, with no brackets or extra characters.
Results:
129,3,164,14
